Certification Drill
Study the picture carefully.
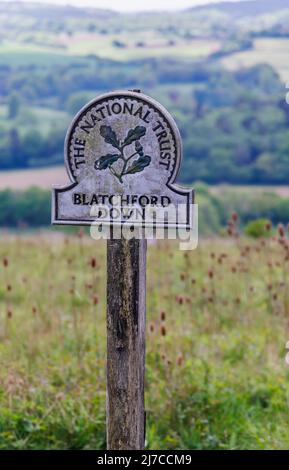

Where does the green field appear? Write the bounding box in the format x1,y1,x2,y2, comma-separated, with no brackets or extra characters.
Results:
0,104,70,137
222,38,289,82
1,231,289,449
0,35,221,63
65,34,221,61
0,42,79,67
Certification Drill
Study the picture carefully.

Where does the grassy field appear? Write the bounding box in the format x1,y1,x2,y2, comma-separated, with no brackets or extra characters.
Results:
63,33,221,61
221,38,289,83
1,227,289,449
0,42,79,67
0,36,221,63
209,184,289,197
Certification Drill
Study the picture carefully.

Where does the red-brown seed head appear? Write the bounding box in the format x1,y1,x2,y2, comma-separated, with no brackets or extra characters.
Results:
231,212,238,222
177,355,183,366
278,224,285,237
160,311,166,321
266,221,272,232
90,257,97,269
160,325,166,336
3,257,8,268
77,229,84,239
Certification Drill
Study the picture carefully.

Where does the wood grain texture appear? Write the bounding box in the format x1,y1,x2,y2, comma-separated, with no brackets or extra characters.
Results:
106,238,147,450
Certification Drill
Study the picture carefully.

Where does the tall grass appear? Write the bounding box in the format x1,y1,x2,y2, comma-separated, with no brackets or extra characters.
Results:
1,221,289,449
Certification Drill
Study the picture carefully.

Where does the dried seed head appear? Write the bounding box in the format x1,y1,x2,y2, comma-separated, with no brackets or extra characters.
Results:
3,257,8,268
208,269,214,279
77,229,84,239
191,278,196,285
160,325,166,336
278,224,285,237
90,257,97,269
149,322,155,333
7,310,12,319
92,295,98,305
6,284,12,292
231,212,238,222
177,355,183,366
180,273,186,281
160,311,166,321
32,306,37,315
266,221,272,232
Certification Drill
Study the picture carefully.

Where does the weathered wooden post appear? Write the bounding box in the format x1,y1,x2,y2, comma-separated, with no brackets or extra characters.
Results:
107,238,146,449
52,90,194,450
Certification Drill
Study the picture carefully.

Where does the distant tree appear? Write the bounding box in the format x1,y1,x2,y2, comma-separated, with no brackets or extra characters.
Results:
66,92,92,115
112,40,126,48
9,128,23,168
7,93,21,119
88,24,97,32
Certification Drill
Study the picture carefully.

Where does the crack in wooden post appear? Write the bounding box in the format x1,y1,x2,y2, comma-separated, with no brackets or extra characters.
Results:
106,238,147,450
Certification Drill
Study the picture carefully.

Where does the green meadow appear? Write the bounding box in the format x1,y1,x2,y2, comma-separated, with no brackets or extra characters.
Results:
1,228,289,449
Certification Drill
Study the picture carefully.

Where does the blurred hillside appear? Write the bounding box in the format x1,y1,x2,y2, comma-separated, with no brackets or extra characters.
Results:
0,0,289,184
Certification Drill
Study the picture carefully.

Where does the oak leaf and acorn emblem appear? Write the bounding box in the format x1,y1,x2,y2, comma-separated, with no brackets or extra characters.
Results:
95,125,151,183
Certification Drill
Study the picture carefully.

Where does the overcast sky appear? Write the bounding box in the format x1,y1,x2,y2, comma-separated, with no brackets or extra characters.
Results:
9,0,242,13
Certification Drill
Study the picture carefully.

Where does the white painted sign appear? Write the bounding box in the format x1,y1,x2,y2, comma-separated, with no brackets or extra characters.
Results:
52,90,194,229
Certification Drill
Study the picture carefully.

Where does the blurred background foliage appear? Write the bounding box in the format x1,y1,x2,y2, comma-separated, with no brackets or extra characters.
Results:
2,184,289,237
0,0,289,184
1,1,289,231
